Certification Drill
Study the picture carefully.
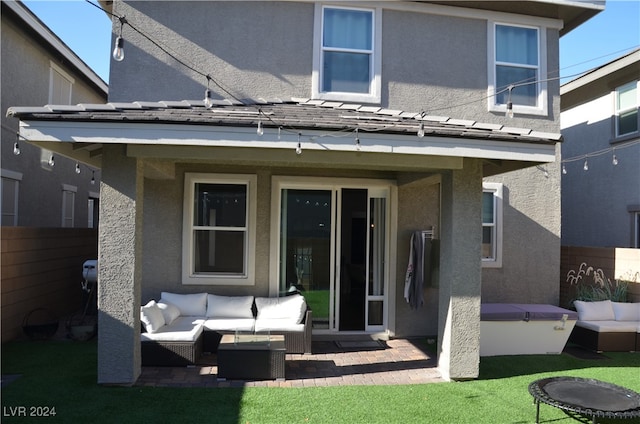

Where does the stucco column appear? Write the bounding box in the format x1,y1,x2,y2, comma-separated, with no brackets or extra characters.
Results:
437,158,482,381
97,145,143,385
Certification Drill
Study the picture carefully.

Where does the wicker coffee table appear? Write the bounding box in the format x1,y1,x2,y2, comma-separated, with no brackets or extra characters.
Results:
217,334,285,381
529,377,640,424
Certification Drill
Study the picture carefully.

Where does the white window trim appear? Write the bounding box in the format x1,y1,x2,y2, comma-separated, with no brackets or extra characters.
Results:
614,80,639,138
312,3,382,104
487,21,548,117
182,173,257,286
482,182,503,268
49,61,74,105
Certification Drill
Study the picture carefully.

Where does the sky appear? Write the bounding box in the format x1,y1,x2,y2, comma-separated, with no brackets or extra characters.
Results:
22,0,640,86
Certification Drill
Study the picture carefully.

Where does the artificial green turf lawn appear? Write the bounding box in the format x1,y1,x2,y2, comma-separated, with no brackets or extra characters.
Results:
2,340,639,423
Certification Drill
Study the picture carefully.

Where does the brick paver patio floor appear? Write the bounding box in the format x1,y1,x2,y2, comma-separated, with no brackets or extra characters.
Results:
136,338,444,387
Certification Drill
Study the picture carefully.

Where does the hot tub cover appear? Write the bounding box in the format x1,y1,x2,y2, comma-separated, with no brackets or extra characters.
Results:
481,304,578,321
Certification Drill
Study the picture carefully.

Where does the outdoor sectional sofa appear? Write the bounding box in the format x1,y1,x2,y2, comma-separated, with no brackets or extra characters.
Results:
569,300,640,352
140,292,312,366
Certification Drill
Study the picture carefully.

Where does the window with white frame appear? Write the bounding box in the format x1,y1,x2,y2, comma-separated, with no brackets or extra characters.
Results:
615,81,639,138
482,182,503,268
488,22,547,117
182,173,257,285
313,4,381,103
61,184,77,228
49,62,74,104
1,169,22,226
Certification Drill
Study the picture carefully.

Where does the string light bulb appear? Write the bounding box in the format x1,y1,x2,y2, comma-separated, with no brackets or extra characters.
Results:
506,85,514,119
204,75,214,108
612,153,618,166
583,159,588,171
417,112,426,137
112,16,127,62
112,36,124,61
296,133,302,155
48,154,55,167
257,120,263,136
75,163,81,174
91,171,96,185
562,164,567,175
355,128,361,150
13,140,20,155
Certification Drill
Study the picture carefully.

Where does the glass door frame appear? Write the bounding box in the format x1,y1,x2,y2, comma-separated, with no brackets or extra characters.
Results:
270,176,396,334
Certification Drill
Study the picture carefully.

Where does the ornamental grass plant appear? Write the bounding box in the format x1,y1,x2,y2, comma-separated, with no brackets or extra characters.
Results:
2,340,639,423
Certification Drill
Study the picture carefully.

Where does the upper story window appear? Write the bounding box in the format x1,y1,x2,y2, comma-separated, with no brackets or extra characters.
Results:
615,81,639,138
49,62,74,104
482,182,503,268
313,5,381,104
488,22,547,117
182,173,257,285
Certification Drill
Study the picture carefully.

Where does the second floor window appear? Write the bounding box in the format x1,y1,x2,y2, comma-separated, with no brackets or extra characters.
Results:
615,81,638,137
489,22,546,117
313,5,381,103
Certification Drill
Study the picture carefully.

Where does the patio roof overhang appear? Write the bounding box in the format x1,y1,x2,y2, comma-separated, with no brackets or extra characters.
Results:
7,98,561,177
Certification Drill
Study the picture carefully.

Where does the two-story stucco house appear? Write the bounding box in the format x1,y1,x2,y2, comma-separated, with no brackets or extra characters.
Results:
1,0,107,228
7,1,603,385
561,48,640,248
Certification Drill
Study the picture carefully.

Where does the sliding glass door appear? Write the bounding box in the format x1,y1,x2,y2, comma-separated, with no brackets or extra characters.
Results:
276,179,390,333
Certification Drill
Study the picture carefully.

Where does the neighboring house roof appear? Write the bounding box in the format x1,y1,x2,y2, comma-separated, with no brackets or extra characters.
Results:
8,98,561,176
561,48,640,110
2,0,108,96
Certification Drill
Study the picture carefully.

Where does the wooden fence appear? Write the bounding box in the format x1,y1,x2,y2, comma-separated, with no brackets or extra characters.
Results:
1,227,98,342
560,246,640,308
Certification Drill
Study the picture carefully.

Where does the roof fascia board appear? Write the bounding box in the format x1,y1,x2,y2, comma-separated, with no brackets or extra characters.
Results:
312,1,564,29
4,0,108,95
561,50,640,95
19,120,557,164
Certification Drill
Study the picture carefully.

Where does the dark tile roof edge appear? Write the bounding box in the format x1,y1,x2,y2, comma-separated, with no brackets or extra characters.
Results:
6,98,562,144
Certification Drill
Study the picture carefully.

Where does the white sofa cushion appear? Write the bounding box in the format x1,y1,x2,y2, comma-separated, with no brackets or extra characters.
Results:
157,300,181,325
255,294,306,324
202,318,255,332
611,302,640,321
576,320,638,333
574,300,615,321
254,318,305,332
206,294,254,319
160,292,207,316
140,300,165,333
141,317,204,342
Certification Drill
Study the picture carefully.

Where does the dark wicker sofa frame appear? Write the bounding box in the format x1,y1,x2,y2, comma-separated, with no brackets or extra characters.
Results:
141,308,312,366
568,324,637,352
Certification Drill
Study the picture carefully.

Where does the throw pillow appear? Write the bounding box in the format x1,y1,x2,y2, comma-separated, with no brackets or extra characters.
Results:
140,300,165,333
157,300,181,325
